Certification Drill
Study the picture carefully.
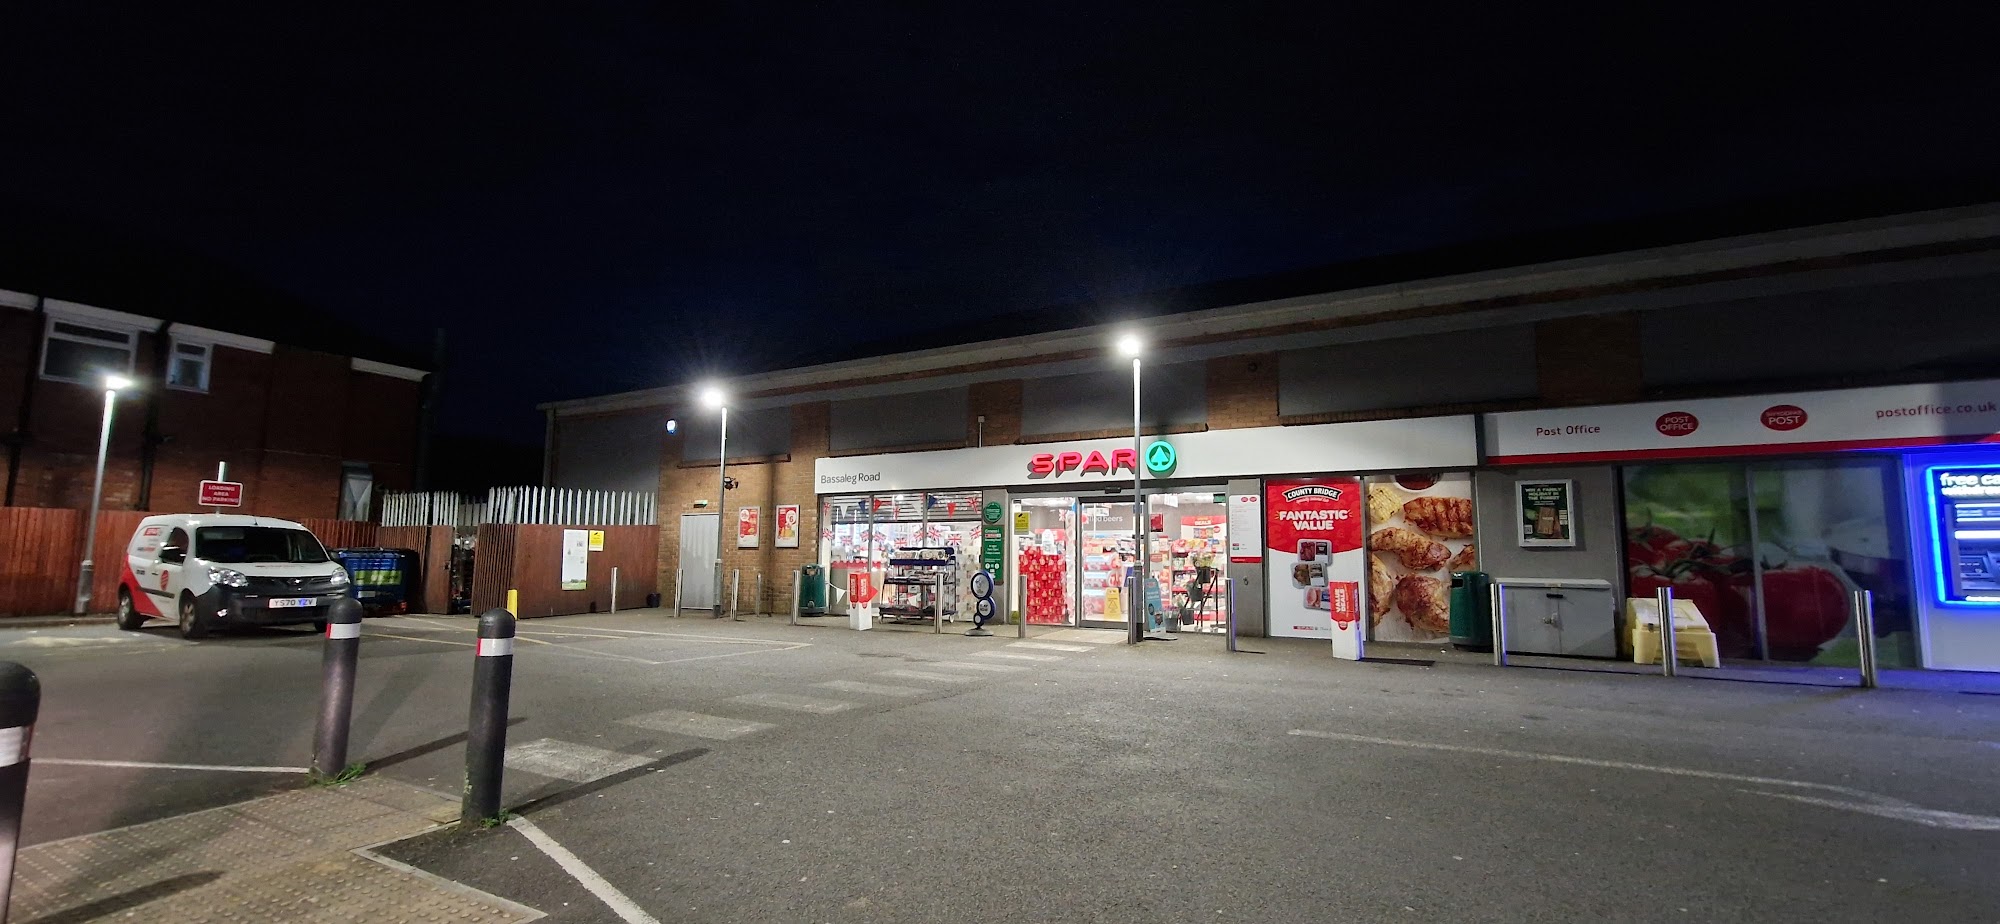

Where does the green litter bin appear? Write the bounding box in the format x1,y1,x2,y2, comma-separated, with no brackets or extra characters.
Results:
1449,571,1493,652
798,564,827,615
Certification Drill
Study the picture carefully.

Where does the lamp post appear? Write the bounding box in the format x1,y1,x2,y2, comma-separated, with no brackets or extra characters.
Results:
73,373,134,615
1117,333,1145,645
701,385,728,619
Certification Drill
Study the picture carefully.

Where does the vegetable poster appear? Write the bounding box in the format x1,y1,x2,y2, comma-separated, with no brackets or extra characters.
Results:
1265,477,1364,657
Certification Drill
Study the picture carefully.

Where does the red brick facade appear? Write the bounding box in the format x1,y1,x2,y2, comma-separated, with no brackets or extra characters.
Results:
1,306,424,520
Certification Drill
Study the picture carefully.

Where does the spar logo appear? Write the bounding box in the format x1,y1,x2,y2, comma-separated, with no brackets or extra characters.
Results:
1028,447,1139,477
1281,485,1344,502
1655,411,1700,437
1761,404,1808,431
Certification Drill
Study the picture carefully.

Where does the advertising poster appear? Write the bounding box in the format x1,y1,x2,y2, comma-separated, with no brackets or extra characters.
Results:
775,504,800,548
737,506,760,549
1515,479,1576,547
1364,473,1476,643
1228,493,1261,563
560,528,588,591
1265,477,1364,658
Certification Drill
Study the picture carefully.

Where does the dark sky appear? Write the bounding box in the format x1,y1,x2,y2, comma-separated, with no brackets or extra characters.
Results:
3,6,1996,445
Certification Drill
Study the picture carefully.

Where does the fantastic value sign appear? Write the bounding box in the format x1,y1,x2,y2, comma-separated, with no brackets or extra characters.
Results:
1264,477,1364,659
1483,378,2000,465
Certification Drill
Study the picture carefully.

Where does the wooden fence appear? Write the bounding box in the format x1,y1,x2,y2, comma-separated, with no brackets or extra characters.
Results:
0,507,380,617
471,523,658,618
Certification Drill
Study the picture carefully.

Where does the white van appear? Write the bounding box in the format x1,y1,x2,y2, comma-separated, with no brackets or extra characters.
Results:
117,514,351,639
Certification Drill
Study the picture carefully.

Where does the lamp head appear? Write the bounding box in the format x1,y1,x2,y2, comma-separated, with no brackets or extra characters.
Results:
104,373,134,391
698,384,725,410
1115,332,1143,358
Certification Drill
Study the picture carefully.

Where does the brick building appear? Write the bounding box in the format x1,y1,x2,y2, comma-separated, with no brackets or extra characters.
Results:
543,203,2000,674
1,291,429,521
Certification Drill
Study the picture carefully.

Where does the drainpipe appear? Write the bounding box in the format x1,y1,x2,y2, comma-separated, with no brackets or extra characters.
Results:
412,328,444,491
3,296,45,506
135,321,170,510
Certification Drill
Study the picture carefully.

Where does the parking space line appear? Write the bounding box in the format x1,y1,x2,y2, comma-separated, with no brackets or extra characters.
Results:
621,709,777,740
878,669,980,683
728,692,857,714
971,651,1062,662
931,660,1030,673
37,757,307,774
508,815,662,924
1008,641,1093,652
816,680,927,696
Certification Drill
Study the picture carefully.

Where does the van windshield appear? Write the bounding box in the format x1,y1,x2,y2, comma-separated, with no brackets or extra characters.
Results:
195,527,330,564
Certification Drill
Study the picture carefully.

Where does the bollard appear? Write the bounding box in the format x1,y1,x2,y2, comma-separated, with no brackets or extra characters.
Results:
1490,582,1509,667
1656,586,1678,678
462,607,517,824
0,662,39,923
673,569,684,613
506,588,518,618
311,598,364,780
610,567,619,614
1225,578,1238,653
754,572,764,616
1853,590,1879,689
1016,573,1028,639
933,572,945,634
790,569,803,626
731,569,742,622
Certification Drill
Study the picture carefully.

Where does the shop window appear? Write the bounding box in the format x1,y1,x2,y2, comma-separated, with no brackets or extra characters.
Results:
166,339,212,392
338,463,374,521
41,318,137,385
1622,458,1913,668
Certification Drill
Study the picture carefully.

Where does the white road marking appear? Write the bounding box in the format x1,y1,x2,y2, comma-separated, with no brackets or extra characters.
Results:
1288,729,2000,831
504,739,653,783
1751,791,2000,831
37,758,307,774
816,680,927,696
654,643,811,665
1007,641,1092,652
621,709,777,740
353,841,550,921
971,651,1061,662
878,668,981,683
931,660,1030,673
728,692,857,714
509,815,662,924
1037,629,1122,644
5,636,134,648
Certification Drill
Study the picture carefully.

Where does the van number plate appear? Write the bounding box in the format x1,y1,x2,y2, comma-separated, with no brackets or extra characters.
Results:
267,598,317,609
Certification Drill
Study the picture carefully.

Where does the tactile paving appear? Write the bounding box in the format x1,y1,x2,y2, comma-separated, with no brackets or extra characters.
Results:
12,778,541,922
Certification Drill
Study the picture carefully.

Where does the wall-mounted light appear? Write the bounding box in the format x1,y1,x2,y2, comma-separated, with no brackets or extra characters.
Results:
665,418,679,434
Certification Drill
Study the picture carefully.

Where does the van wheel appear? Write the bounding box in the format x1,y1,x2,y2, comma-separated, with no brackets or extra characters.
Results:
116,589,148,630
178,595,211,640
311,619,328,633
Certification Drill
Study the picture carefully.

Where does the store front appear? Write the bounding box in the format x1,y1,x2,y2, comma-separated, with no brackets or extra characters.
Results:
814,416,1481,641
1483,377,2000,673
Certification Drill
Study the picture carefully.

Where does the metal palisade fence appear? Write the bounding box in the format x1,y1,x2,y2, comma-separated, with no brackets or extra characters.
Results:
381,487,657,528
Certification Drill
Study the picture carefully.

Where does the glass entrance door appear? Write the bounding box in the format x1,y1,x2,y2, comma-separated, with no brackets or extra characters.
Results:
1014,489,1233,633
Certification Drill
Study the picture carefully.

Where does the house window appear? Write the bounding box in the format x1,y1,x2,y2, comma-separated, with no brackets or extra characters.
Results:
41,319,137,385
338,463,374,521
166,339,212,392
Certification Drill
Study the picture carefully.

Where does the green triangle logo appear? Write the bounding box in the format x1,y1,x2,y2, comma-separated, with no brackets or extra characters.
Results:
1143,440,1177,474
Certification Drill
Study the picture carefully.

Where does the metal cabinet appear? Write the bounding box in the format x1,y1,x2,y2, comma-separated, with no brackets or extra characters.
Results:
1493,578,1617,657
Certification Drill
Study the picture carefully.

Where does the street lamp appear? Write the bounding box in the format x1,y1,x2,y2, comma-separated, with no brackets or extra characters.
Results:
73,373,134,614
1116,333,1146,644
700,384,729,619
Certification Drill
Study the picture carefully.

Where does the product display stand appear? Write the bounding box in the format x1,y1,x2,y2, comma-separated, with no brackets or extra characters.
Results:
878,547,959,624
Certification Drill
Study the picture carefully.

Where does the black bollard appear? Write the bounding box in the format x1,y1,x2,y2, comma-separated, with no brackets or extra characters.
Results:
0,662,40,924
462,607,517,824
311,597,364,780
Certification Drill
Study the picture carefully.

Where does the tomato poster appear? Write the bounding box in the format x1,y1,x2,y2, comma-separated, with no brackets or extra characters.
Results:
737,506,760,549
1264,477,1365,658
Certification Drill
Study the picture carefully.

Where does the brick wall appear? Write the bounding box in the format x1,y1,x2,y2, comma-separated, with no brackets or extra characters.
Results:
1205,352,1279,429
966,380,1023,445
658,402,829,615
1535,313,1643,405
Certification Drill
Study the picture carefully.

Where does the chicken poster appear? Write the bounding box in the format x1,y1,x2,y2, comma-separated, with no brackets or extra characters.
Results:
1265,477,1365,657
1364,473,1476,643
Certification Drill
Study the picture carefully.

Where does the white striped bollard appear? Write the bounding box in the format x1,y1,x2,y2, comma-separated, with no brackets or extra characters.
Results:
0,662,39,924
311,597,364,779
462,607,517,824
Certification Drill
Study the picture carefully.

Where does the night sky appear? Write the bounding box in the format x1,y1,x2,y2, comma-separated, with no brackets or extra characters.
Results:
3,6,1995,450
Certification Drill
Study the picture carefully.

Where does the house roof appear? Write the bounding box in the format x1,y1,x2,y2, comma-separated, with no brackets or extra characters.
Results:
0,201,431,370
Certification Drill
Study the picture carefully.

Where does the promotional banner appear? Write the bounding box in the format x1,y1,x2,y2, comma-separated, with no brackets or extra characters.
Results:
1228,493,1261,563
1265,477,1364,657
1515,479,1576,547
560,528,588,591
737,506,760,549
775,504,800,548
1364,473,1476,644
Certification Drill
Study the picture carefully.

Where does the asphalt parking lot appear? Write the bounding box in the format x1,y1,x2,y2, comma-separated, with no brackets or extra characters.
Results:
7,610,2000,923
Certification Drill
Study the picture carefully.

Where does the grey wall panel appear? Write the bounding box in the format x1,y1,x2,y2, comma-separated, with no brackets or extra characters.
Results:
829,387,967,451
1641,273,2000,388
1278,325,1538,416
1021,360,1206,435
555,411,665,493
681,406,791,461
1473,466,1622,587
